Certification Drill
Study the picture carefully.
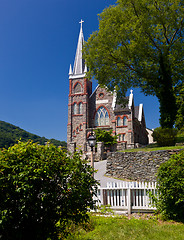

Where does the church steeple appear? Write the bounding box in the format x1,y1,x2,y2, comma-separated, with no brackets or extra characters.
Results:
69,20,86,78
67,20,92,152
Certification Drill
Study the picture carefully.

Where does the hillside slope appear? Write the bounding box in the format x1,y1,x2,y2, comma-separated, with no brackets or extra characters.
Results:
0,120,66,149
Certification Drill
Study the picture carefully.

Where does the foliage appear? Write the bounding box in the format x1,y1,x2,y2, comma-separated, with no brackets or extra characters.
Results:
96,205,113,215
65,214,184,240
155,151,184,222
152,127,177,147
83,0,184,128
0,141,97,240
175,84,184,130
0,120,67,149
94,129,117,146
176,129,184,143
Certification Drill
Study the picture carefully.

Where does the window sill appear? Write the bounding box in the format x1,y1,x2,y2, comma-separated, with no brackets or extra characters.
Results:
95,125,110,128
117,126,128,128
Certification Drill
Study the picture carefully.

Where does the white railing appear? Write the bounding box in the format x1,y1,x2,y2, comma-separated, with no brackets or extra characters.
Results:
94,181,157,214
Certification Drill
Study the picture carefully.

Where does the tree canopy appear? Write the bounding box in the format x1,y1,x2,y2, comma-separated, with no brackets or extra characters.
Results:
84,0,184,128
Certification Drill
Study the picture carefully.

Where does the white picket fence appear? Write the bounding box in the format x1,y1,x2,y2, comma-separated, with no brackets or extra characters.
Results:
94,181,157,214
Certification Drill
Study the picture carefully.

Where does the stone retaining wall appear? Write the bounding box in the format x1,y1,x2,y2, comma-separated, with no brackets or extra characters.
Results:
106,149,181,182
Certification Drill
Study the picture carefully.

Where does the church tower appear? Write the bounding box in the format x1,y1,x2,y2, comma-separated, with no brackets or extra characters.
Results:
67,20,92,152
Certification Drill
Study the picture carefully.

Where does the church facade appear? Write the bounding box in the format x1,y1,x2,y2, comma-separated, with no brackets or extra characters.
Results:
67,22,148,153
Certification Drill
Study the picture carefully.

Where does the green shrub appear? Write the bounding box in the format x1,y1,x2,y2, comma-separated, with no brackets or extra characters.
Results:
152,127,177,146
94,129,117,146
155,150,184,222
0,141,97,240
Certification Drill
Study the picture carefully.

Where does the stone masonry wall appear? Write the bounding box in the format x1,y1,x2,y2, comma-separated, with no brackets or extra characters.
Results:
106,149,182,182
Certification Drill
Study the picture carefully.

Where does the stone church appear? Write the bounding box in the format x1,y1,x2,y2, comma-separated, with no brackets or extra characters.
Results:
67,21,148,153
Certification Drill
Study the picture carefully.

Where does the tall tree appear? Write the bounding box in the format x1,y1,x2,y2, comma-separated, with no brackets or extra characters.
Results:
84,0,184,128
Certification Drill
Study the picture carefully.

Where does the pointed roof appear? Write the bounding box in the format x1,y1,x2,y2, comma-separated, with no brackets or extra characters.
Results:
69,20,86,79
128,89,134,109
69,64,73,76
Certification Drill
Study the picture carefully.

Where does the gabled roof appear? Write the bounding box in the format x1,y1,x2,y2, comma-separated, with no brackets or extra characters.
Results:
134,106,139,119
113,97,129,111
113,90,133,111
89,84,99,98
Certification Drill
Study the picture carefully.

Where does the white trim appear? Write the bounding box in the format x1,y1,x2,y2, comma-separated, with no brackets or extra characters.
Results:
89,84,99,98
128,89,133,109
112,91,117,110
96,99,109,104
138,103,143,122
69,73,86,79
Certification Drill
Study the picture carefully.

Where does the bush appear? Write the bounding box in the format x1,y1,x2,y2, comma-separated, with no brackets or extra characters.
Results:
94,129,117,146
0,141,97,240
152,127,177,146
155,150,184,222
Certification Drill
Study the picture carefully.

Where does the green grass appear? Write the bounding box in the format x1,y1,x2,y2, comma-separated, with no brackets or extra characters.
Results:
121,145,184,152
65,215,184,240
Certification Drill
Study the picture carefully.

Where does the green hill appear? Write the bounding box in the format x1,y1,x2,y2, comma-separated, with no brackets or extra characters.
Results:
0,120,67,149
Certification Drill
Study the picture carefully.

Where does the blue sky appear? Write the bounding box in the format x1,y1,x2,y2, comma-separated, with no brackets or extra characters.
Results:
0,0,160,142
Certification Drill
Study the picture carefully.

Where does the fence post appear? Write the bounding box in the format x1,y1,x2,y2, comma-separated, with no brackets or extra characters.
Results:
100,188,104,206
127,188,131,215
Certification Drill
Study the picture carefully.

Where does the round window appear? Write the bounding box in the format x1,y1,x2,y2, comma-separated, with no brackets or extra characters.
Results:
99,92,104,99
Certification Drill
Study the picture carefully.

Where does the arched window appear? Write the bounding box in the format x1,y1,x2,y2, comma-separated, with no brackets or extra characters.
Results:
76,127,79,133
118,134,121,142
73,130,76,136
79,102,83,114
117,117,121,126
123,116,127,126
122,134,125,141
74,82,82,93
95,106,109,126
118,134,125,142
73,103,77,115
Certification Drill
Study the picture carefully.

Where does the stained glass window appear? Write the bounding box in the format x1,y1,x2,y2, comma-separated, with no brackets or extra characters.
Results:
95,107,109,126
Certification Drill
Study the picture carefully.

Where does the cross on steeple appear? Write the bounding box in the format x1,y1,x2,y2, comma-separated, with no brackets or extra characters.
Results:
71,20,85,75
79,19,84,28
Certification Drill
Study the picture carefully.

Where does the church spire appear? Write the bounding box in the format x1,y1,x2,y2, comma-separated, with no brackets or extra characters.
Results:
72,20,85,76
